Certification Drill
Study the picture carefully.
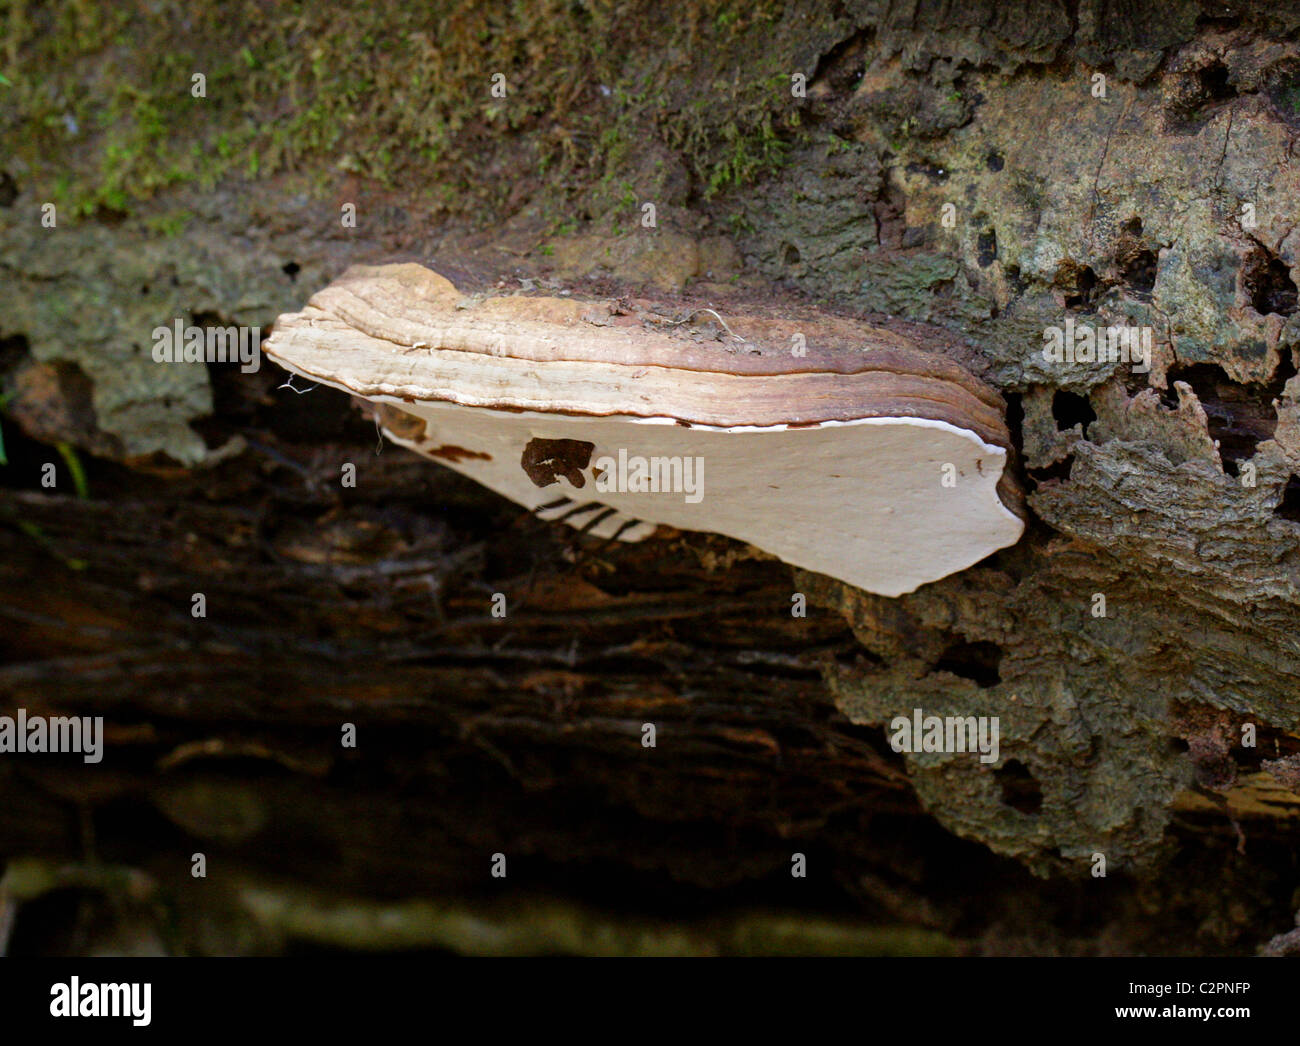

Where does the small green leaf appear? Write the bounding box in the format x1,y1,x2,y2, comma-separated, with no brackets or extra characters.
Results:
55,441,90,499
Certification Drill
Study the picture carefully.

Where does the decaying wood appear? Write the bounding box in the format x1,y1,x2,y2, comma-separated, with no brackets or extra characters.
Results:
1,357,1296,955
7,0,1300,957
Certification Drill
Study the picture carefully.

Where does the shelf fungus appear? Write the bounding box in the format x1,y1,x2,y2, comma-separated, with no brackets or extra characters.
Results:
264,263,1024,597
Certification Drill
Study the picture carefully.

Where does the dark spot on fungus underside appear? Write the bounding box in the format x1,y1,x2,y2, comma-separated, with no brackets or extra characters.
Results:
520,437,595,488
374,403,427,442
426,444,492,464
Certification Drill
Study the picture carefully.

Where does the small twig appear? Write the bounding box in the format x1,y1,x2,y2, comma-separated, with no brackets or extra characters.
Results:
691,308,746,343
658,307,747,343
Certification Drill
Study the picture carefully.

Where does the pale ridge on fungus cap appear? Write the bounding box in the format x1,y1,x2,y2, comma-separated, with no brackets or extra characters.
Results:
306,263,1008,405
269,317,1011,442
265,265,1017,451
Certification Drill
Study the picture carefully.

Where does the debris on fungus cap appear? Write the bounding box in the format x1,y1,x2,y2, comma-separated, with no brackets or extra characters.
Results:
263,263,1025,597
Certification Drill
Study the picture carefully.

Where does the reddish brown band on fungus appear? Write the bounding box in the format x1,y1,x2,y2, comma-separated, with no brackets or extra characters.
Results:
425,444,492,464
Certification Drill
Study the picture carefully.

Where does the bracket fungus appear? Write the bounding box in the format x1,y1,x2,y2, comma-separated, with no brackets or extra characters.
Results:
264,263,1024,597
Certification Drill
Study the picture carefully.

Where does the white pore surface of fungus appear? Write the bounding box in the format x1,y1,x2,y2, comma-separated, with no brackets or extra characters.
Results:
383,399,1020,597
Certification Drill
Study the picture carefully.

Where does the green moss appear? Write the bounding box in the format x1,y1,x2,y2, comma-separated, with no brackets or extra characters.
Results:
144,211,193,238
702,113,788,197
0,0,809,225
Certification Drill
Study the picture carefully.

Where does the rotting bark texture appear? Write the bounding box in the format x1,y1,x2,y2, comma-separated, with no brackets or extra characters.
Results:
3,0,1300,954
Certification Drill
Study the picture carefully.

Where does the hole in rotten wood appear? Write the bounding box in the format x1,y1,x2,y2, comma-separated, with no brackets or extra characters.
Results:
1059,263,1097,310
1051,390,1096,436
1242,245,1298,317
1165,58,1238,133
994,759,1042,815
1027,457,1073,486
1161,355,1296,476
1003,390,1024,447
933,638,1002,688
1117,217,1157,297
1274,476,1300,522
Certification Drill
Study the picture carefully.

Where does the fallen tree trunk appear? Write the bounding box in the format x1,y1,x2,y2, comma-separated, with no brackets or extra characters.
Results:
3,0,1300,956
